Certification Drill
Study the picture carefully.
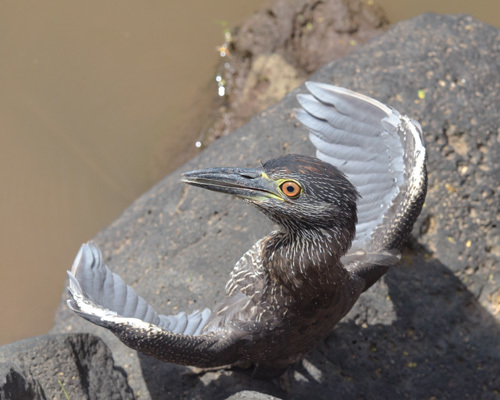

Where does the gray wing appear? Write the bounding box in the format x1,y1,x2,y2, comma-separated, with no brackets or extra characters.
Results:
67,242,211,336
296,82,426,287
67,243,242,367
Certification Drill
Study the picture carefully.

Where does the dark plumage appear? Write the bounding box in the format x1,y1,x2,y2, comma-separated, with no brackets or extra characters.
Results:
67,82,427,374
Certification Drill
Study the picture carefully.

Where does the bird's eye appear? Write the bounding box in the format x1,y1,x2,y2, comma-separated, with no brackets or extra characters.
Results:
280,181,301,199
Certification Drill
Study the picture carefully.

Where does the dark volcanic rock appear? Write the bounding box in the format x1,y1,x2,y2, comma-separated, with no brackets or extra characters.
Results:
206,0,388,142
0,333,134,399
0,363,43,400
46,13,500,400
226,391,280,400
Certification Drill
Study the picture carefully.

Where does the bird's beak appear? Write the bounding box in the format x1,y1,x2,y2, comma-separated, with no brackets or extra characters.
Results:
182,166,283,202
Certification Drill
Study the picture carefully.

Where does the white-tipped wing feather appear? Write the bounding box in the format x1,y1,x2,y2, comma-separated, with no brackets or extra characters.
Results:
296,82,426,272
67,242,211,336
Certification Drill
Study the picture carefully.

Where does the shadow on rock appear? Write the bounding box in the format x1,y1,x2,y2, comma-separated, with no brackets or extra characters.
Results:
291,242,500,399
137,242,500,400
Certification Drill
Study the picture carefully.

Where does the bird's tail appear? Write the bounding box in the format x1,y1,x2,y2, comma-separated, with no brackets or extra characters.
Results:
67,242,237,367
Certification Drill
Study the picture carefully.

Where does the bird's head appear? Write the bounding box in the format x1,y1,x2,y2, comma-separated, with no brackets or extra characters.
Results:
182,154,359,240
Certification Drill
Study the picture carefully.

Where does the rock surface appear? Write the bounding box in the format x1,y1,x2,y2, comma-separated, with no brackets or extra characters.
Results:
2,12,498,400
205,0,388,142
0,333,134,399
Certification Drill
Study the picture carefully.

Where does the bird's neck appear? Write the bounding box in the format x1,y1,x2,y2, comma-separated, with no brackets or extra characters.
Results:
263,225,353,302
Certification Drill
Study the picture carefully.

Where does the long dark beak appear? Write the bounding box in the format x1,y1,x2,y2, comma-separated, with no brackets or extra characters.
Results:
182,166,283,202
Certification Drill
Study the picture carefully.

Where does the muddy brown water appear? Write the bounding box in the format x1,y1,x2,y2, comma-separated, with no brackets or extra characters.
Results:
0,1,498,345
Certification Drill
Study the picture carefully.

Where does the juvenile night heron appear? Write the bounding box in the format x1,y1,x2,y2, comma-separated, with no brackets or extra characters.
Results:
67,82,427,373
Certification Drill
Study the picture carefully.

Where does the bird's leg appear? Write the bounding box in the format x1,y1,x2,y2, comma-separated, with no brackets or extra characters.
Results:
278,367,294,393
250,362,289,380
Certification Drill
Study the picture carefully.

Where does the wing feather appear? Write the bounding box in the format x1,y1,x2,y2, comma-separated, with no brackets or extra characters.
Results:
296,82,426,285
67,242,211,336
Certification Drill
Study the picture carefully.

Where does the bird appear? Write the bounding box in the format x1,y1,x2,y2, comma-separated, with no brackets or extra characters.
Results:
66,82,427,374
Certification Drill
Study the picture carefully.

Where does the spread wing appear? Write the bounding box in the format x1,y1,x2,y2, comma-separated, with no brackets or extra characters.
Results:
295,82,427,288
67,242,211,336
66,243,272,367
66,242,244,367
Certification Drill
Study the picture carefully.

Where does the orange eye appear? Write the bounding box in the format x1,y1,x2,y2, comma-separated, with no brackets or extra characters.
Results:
280,181,301,198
